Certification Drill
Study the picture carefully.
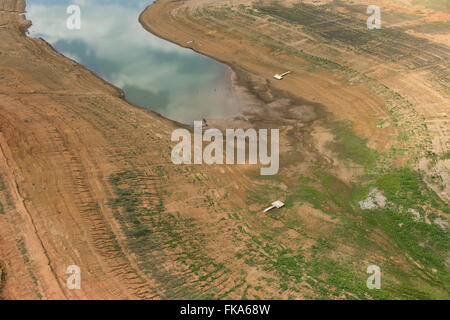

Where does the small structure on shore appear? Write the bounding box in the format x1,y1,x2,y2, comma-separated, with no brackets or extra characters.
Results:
263,201,285,213
273,71,291,80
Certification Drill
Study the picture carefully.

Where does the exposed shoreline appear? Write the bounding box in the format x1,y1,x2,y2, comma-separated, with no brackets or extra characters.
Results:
138,1,328,131
138,3,263,127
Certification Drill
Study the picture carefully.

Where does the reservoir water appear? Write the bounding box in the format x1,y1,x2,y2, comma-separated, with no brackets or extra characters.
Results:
26,0,240,123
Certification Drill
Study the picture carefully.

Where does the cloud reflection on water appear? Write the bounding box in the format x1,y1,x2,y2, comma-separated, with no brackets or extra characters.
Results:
26,0,240,123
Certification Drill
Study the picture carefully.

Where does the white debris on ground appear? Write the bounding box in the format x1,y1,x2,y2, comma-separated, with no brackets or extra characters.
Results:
434,218,448,230
359,189,450,228
358,188,387,210
263,200,285,213
408,208,422,221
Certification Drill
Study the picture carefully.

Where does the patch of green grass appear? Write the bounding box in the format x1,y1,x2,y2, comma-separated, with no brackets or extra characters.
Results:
412,0,449,11
307,256,392,299
286,184,327,210
440,151,450,160
362,210,449,298
282,167,449,298
376,168,449,213
327,121,378,168
202,7,230,20
17,238,30,264
108,170,230,299
376,168,423,205
298,176,316,184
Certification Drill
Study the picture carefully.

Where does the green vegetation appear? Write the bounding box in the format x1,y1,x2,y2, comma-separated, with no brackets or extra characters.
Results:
16,237,41,298
440,151,450,160
362,169,449,298
190,1,449,299
108,170,229,299
376,168,449,214
243,159,449,299
327,121,378,168
285,184,326,210
255,2,448,71
0,175,5,215
17,238,29,263
412,0,449,11
202,7,230,21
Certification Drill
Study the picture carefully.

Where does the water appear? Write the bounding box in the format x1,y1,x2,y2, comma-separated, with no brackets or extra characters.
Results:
25,0,240,123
